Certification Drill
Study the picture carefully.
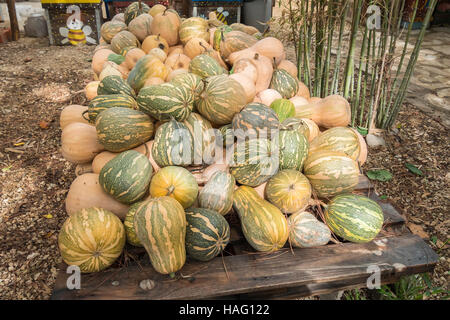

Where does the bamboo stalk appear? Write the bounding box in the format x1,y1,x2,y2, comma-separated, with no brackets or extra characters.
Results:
352,24,369,127
322,0,336,97
358,28,374,127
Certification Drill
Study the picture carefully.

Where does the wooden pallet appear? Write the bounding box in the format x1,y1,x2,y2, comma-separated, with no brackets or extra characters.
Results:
51,176,438,300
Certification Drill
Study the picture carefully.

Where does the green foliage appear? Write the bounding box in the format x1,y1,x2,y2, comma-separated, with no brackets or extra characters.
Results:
366,169,393,182
405,163,423,176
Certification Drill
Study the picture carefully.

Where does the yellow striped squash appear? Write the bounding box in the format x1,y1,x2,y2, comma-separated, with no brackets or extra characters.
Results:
304,150,359,199
134,196,186,275
58,207,126,273
265,169,312,214
198,171,235,215
233,186,289,252
124,202,143,246
288,211,331,247
308,127,361,161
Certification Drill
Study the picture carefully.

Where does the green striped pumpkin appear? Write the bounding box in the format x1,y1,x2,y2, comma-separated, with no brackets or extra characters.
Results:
219,31,258,59
127,54,169,93
179,17,209,45
58,207,126,273
188,54,225,79
151,119,194,167
97,75,136,97
198,171,235,215
137,82,194,122
218,124,234,148
100,21,127,43
110,30,140,54
265,169,311,213
134,196,186,275
288,212,331,248
281,117,312,141
170,72,204,101
124,1,150,25
232,103,280,140
233,186,289,252
149,166,198,209
309,127,361,161
230,138,279,187
183,112,215,165
88,94,138,124
324,194,384,243
279,126,309,171
185,208,230,261
270,69,299,99
99,150,152,204
124,202,143,246
107,53,126,65
270,99,295,122
196,74,247,126
303,150,360,199
96,107,154,152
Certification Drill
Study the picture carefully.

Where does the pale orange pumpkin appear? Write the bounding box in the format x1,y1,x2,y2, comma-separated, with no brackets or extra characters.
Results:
92,48,115,75
61,122,104,164
277,60,298,78
142,34,169,55
60,105,90,130
229,73,256,103
124,47,146,70
165,53,191,70
183,37,211,59
151,10,180,46
84,81,100,101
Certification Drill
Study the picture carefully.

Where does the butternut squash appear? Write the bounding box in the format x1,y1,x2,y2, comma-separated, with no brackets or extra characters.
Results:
233,58,258,83
229,73,256,103
277,59,297,78
84,81,99,101
255,89,282,106
60,105,90,130
296,80,311,99
61,122,104,164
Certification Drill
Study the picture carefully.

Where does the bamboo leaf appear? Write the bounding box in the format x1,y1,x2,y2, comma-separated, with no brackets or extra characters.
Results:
366,169,393,182
405,163,423,176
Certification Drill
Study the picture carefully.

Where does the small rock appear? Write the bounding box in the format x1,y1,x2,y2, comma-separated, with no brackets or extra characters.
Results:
139,279,155,291
111,281,119,286
366,134,386,147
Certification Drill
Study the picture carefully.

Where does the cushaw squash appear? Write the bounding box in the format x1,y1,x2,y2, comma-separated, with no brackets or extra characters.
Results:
281,117,320,142
97,75,135,97
124,1,150,25
87,94,138,124
232,102,279,140
351,128,368,165
124,202,143,246
288,212,331,248
149,166,198,208
219,31,258,59
165,53,191,70
127,54,169,92
309,127,361,161
277,59,297,78
151,9,180,46
303,150,359,199
188,54,224,78
265,169,311,214
61,122,104,164
170,72,204,100
183,112,215,165
58,207,126,273
233,186,289,252
134,196,186,276
65,173,130,219
270,98,295,122
185,208,230,261
229,73,256,103
198,171,235,215
60,105,90,130
148,47,167,62
196,74,247,126
278,123,309,171
270,68,299,99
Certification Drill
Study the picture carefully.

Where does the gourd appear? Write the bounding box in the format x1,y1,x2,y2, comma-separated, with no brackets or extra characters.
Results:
183,37,211,59
303,150,360,198
61,122,104,164
230,23,259,35
87,94,138,123
185,208,230,261
233,58,258,83
254,89,282,106
149,166,198,208
170,72,204,100
95,107,154,152
183,112,215,164
309,127,361,161
148,47,167,62
233,186,289,252
142,34,169,54
219,31,258,59
179,17,209,45
151,10,180,46
198,171,235,215
278,124,309,171
232,102,279,140
196,74,247,126
92,48,115,75
151,119,194,167
149,4,166,17
351,128,368,165
58,207,126,273
324,194,384,243
168,45,184,56
295,95,351,128
124,202,143,246
229,138,279,187
127,54,169,92
250,37,285,63
124,47,146,70
134,196,186,275
97,75,135,97
229,73,256,103
99,150,152,204
65,173,129,219
277,59,297,78
100,21,127,43
92,151,117,173
296,80,311,99
270,98,295,122
60,105,90,130
124,1,150,25
128,13,153,42
249,53,273,93
270,68,299,99
165,53,191,70
265,170,312,213
85,81,100,101
289,96,309,109
110,30,140,54
288,212,331,248
166,68,188,81
188,54,224,78
99,61,125,80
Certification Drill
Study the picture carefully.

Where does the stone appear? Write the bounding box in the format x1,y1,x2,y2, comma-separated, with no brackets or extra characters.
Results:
437,88,450,98
366,134,386,147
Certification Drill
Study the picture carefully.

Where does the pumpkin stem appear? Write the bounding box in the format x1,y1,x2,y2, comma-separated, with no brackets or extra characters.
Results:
169,272,176,279
81,110,90,122
167,185,175,195
254,53,259,61
143,141,150,158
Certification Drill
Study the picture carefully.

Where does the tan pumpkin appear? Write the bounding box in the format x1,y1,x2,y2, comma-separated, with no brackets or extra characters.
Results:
99,61,125,80
255,89,282,106
60,105,90,130
167,68,188,81
233,58,258,83
65,173,129,219
143,77,165,87
75,162,93,176
124,47,146,70
290,96,309,109
92,151,117,173
299,118,320,142
277,60,298,78
312,95,351,128
229,73,256,103
92,48,115,75
250,53,273,93
165,53,191,70
183,37,211,59
351,128,368,165
142,34,169,55
148,47,167,62
149,4,166,17
168,45,184,55
296,80,311,99
151,10,180,46
61,122,104,164
251,37,285,62
128,13,153,42
84,81,100,101
309,97,322,103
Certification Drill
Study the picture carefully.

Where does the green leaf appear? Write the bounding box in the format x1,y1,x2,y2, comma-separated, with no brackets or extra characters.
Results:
379,195,388,200
356,126,368,136
405,163,423,176
2,165,12,172
366,169,393,182
431,235,438,245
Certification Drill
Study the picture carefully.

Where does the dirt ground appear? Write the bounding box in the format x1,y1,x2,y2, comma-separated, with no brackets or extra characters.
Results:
0,37,448,300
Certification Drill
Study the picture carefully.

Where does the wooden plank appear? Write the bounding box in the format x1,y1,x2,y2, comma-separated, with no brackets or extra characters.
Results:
51,234,438,300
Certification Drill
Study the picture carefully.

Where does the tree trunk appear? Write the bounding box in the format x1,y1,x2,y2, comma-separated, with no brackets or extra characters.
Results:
7,0,19,41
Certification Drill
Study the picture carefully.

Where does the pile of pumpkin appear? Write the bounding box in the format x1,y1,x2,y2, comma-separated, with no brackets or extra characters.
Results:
58,2,384,276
